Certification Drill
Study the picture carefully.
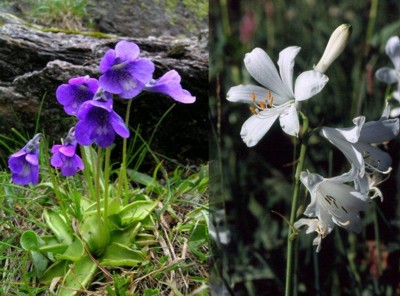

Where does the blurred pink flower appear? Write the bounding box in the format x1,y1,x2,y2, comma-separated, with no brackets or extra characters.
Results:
240,11,255,44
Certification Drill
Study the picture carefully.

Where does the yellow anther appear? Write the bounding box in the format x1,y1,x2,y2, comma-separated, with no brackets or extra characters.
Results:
257,102,266,109
249,106,258,115
251,92,256,103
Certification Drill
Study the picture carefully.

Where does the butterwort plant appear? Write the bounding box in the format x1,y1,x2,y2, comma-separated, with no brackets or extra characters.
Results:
8,39,197,295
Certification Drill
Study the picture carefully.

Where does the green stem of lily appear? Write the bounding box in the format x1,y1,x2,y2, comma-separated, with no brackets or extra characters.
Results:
285,112,309,296
118,99,133,204
372,202,382,275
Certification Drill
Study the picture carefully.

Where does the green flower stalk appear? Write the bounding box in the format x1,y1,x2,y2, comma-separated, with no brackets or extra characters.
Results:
314,24,352,73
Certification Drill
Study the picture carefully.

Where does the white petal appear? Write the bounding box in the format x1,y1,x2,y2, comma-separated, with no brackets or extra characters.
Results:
277,46,300,97
300,171,323,217
279,103,299,136
300,171,324,194
318,181,368,233
385,36,400,71
375,67,398,84
294,218,319,233
226,84,286,105
320,116,365,143
244,48,292,99
293,218,326,253
358,118,399,143
390,106,400,117
294,70,329,101
353,142,392,173
392,91,400,103
240,111,280,147
354,174,369,195
329,165,359,184
227,85,269,103
320,128,365,174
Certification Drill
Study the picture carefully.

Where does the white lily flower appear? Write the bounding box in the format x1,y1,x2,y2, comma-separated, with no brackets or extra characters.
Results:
295,169,369,252
227,46,329,147
376,36,400,103
320,104,399,177
294,218,331,253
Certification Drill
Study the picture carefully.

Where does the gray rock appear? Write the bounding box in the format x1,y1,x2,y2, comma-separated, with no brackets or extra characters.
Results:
0,23,208,165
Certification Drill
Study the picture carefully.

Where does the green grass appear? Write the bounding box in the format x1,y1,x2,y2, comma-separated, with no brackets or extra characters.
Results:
0,127,209,295
22,0,91,31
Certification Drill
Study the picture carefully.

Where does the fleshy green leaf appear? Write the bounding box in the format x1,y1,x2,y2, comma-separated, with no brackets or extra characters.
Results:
20,230,43,251
40,260,68,284
43,210,73,245
101,242,146,267
20,231,49,277
56,236,85,261
39,243,68,254
79,213,110,256
119,200,157,225
58,255,98,296
109,222,141,245
31,251,49,278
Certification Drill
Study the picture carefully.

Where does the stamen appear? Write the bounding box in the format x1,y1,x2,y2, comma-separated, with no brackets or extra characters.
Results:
251,92,256,103
257,102,266,109
249,106,258,115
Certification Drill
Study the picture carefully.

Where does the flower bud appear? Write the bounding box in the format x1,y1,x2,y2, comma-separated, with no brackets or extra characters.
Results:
314,24,351,73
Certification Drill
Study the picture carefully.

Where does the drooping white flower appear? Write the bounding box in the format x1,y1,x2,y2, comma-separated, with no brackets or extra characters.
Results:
295,169,369,252
320,104,399,177
227,46,329,147
376,36,400,116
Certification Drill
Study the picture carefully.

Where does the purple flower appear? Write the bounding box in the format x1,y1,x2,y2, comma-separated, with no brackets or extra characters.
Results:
145,70,196,103
51,128,84,177
99,40,155,99
8,133,42,185
75,91,130,148
56,76,99,116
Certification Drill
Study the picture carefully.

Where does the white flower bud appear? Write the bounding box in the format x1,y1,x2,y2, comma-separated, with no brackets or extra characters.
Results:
314,24,351,73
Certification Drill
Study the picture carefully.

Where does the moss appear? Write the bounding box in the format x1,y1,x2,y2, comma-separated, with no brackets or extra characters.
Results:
37,27,118,39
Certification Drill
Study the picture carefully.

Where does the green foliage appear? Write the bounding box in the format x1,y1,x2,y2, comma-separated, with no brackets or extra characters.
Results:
23,0,91,30
159,0,208,21
153,0,208,33
0,92,208,294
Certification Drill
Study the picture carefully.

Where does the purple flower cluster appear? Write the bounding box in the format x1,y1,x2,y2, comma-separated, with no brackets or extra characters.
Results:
8,134,42,185
9,40,195,184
